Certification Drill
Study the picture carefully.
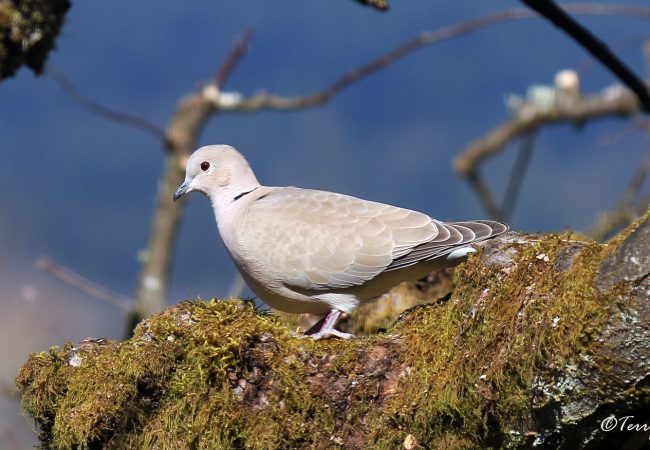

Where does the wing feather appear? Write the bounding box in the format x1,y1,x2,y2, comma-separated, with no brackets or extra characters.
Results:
240,187,508,290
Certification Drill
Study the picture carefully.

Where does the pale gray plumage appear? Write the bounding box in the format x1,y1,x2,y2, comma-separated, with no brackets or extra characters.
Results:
174,145,508,339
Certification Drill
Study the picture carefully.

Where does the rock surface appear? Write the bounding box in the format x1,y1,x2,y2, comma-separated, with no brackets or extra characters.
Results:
16,210,650,449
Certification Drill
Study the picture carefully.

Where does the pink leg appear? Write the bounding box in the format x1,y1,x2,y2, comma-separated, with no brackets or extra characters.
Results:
304,309,354,340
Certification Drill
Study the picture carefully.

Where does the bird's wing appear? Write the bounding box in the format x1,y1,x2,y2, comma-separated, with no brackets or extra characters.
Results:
239,187,506,290
384,220,508,271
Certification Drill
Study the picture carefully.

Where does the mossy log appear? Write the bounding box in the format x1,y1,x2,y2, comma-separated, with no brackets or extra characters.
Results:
17,210,650,449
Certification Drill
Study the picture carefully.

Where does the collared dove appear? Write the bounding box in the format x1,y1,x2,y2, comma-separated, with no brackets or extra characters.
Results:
174,145,508,340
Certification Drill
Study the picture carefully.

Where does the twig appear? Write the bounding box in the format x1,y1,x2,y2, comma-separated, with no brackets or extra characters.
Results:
51,5,650,326
36,256,132,312
502,131,537,221
50,6,650,127
588,201,649,241
588,147,650,240
47,66,168,143
454,85,640,178
621,155,650,206
213,29,254,88
455,84,641,221
211,5,650,113
520,0,650,112
596,118,647,146
354,0,389,12
132,32,261,323
467,172,505,222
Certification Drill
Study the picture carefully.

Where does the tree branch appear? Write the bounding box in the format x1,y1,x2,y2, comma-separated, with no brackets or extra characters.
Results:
502,131,537,221
49,5,650,328
18,212,650,449
466,172,506,222
353,0,389,12
51,5,650,123
213,29,254,88
520,0,650,112
588,145,650,240
132,30,258,326
207,5,650,114
47,66,168,143
454,84,640,178
36,256,132,312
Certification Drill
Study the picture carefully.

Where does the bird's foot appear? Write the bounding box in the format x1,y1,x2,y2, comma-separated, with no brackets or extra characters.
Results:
303,309,354,340
304,329,355,341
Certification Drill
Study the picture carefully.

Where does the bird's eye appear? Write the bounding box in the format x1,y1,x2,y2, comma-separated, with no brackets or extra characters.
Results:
200,161,210,172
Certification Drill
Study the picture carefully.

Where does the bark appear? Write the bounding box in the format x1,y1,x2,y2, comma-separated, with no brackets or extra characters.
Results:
17,209,650,449
130,97,213,329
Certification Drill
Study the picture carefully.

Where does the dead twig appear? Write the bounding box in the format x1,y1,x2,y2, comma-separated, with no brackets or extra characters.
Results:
36,256,132,312
213,29,254,88
588,148,650,240
503,131,537,221
466,172,505,222
455,87,640,178
520,0,650,112
209,5,650,113
354,0,389,12
52,5,650,123
133,30,258,323
47,66,168,143
596,117,649,146
51,5,650,327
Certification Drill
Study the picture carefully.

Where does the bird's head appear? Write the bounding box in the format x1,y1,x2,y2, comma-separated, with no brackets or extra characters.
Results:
173,144,260,202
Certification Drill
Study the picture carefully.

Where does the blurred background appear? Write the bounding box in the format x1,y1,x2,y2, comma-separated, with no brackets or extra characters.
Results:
1,0,650,446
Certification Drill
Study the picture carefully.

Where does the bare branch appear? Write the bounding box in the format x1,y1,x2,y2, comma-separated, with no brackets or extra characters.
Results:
210,5,650,114
588,148,650,240
36,256,132,312
456,32,650,229
466,172,506,222
49,5,650,133
502,131,537,221
213,29,254,88
588,201,649,241
123,5,650,325
47,66,168,143
454,85,640,178
621,153,650,207
353,0,389,12
520,0,650,112
596,117,647,146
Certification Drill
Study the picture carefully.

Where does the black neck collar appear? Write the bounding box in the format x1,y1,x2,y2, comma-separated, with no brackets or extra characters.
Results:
232,187,258,202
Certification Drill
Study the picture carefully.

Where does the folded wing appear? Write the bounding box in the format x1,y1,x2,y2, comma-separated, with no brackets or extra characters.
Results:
240,187,507,291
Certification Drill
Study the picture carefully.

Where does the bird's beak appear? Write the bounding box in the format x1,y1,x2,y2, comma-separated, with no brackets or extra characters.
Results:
173,179,191,201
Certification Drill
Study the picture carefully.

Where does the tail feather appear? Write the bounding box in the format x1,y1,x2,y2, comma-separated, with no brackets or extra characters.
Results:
385,219,508,271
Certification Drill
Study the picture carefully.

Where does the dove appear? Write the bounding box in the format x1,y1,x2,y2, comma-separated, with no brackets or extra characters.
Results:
174,145,508,340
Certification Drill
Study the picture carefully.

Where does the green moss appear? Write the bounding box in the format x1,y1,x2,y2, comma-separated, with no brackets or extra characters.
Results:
358,233,633,448
19,300,368,449
17,214,650,449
